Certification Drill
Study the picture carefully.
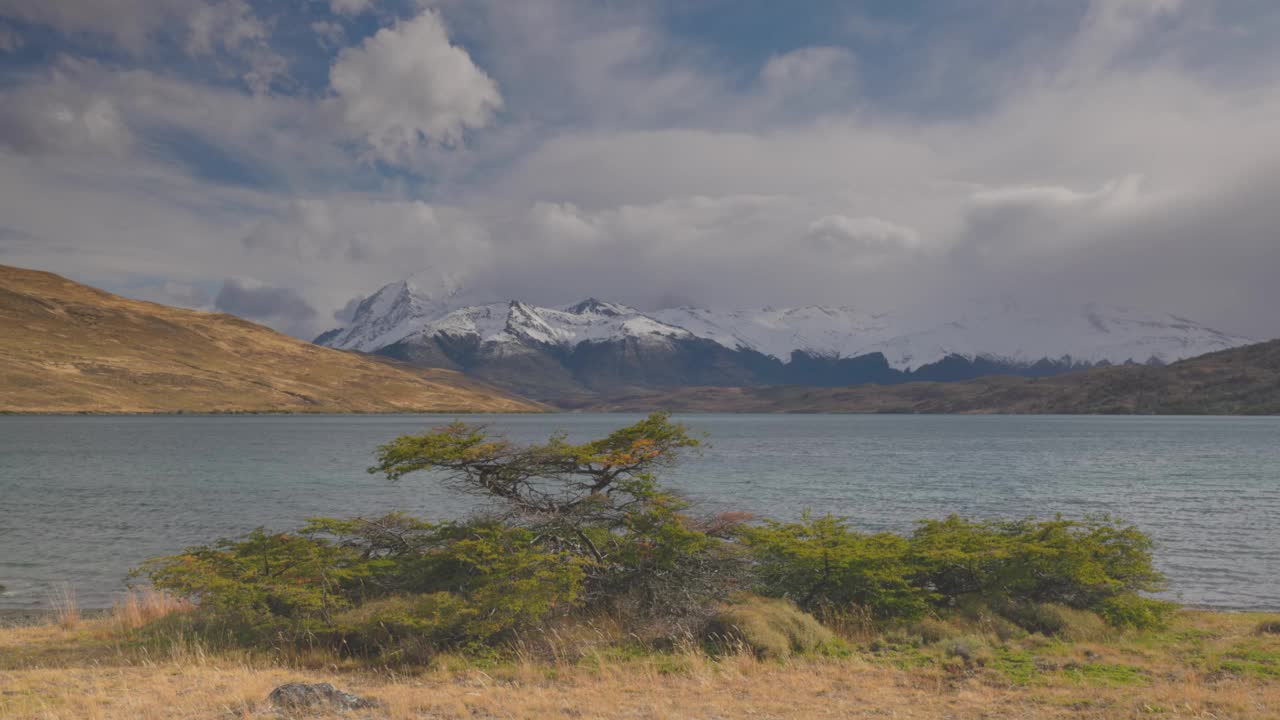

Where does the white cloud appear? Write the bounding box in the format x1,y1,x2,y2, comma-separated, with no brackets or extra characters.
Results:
804,215,922,254
330,10,502,163
761,46,857,94
0,0,285,93
330,0,372,16
0,0,194,54
0,61,132,157
311,21,346,49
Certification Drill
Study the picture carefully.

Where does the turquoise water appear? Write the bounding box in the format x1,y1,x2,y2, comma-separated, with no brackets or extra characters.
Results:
1,414,1277,610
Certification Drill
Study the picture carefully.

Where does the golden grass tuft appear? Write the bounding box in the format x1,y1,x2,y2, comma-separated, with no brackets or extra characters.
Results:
49,583,80,631
706,596,838,658
109,587,192,633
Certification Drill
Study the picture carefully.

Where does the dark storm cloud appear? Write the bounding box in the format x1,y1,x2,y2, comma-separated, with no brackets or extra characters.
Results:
214,278,316,334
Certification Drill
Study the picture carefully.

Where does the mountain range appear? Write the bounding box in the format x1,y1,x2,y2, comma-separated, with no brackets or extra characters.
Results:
0,264,537,413
575,339,1280,415
316,277,1255,402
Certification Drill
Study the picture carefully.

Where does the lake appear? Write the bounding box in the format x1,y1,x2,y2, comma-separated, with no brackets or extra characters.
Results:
1,414,1277,610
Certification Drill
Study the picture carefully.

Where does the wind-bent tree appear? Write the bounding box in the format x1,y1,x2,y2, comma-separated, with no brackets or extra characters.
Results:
370,412,747,614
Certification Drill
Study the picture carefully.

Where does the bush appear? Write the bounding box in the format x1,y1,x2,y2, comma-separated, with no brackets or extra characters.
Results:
137,518,583,655
742,514,932,620
1098,593,1177,630
908,515,1167,616
331,593,472,657
705,596,837,659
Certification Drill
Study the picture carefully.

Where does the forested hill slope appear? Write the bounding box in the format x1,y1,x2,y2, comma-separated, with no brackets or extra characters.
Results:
0,264,540,414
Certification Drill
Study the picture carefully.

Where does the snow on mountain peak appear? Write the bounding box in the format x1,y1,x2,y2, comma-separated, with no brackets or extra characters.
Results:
563,298,632,317
319,281,1254,370
322,274,462,352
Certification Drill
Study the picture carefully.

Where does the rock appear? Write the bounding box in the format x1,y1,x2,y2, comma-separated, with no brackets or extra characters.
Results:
267,682,376,712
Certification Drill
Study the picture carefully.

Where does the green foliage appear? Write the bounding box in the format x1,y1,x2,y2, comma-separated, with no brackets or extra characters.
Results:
742,513,931,620
1098,593,1177,630
135,528,366,639
138,516,582,655
739,512,1167,630
908,515,1166,618
368,412,739,619
705,596,838,659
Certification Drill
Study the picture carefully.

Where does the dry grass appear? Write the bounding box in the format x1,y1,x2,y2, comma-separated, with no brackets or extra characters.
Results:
3,608,1278,719
48,583,79,631
108,588,193,634
0,263,541,414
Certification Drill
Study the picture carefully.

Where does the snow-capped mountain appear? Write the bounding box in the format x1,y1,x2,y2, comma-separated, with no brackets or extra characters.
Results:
315,279,1256,398
318,273,462,352
652,299,1251,370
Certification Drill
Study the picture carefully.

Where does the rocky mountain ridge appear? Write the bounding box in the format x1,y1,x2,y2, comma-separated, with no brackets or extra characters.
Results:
315,278,1255,401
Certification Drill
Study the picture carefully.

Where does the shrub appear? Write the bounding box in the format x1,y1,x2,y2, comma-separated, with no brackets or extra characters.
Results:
705,596,837,659
330,593,472,657
1098,593,1177,630
909,515,1166,614
742,513,932,620
137,518,584,655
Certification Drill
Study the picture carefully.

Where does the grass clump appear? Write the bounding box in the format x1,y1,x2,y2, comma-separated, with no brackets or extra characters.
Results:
1002,602,1111,642
705,596,838,659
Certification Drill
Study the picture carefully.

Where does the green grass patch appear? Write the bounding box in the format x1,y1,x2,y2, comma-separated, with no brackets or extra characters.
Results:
992,647,1041,685
1062,662,1149,687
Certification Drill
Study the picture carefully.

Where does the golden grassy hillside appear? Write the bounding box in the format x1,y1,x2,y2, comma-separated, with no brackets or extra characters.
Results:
0,264,540,413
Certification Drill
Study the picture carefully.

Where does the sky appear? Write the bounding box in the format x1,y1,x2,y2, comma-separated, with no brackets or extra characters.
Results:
0,0,1278,340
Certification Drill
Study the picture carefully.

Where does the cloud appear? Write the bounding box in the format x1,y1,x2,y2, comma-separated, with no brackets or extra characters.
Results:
0,67,131,157
127,280,210,309
760,46,857,99
311,21,346,49
330,0,371,16
804,215,922,254
0,0,195,54
5,0,1280,341
214,277,316,334
0,0,284,93
330,10,502,163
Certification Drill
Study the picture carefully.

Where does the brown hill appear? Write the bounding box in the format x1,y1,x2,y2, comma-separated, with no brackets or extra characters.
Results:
568,340,1280,414
0,264,540,414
